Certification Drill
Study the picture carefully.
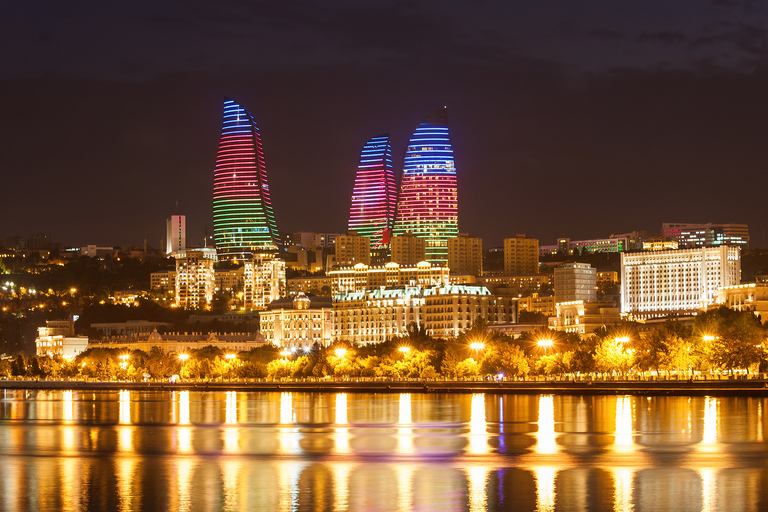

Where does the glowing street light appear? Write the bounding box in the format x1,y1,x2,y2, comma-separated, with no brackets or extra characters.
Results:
225,353,237,361
335,348,347,358
178,353,190,362
538,339,554,348
615,337,630,344
280,350,291,358
469,342,485,351
398,346,411,354
703,335,716,342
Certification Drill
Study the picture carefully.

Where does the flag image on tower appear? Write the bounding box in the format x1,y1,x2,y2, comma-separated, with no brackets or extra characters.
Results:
212,98,280,259
393,108,458,264
347,134,398,248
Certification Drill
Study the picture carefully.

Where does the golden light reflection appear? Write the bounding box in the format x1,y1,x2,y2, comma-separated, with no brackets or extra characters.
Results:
468,393,489,455
177,390,192,453
535,466,556,512
467,465,488,512
398,393,414,454
700,468,717,512
612,468,634,512
119,390,131,424
280,392,293,424
62,390,74,422
536,395,558,454
225,391,237,424
277,461,307,512
614,396,634,450
60,457,81,512
332,463,353,512
394,464,414,512
116,457,138,512
701,396,718,448
222,459,241,510
175,457,194,512
335,393,350,454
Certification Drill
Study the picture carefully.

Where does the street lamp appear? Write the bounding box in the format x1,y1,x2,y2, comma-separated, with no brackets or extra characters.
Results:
615,337,630,344
335,348,347,358
178,353,189,362
469,342,485,351
225,353,236,361
398,346,411,354
703,335,716,342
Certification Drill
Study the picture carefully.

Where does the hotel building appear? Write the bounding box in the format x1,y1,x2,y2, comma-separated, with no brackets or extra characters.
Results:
259,293,334,349
621,246,741,319
327,261,449,294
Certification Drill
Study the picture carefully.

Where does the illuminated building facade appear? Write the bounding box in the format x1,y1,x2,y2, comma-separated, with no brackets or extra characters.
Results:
539,236,631,256
259,293,334,349
662,222,750,248
554,262,597,305
347,134,397,248
335,233,371,266
390,232,426,265
243,253,286,310
621,246,741,319
504,235,539,275
715,282,768,320
328,261,449,294
212,98,280,260
333,284,516,342
166,215,186,256
447,233,483,276
393,108,458,264
175,248,217,309
548,300,621,334
35,320,89,358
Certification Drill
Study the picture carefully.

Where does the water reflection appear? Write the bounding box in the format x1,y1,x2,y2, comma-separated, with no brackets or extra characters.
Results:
2,390,768,510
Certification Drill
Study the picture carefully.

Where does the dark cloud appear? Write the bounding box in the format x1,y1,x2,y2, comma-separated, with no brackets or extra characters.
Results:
637,32,689,44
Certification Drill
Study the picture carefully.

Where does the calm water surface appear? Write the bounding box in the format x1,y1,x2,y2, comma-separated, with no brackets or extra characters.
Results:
1,389,767,511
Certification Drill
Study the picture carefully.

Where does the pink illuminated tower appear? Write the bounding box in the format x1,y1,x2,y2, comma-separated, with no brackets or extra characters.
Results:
393,108,458,264
347,134,397,247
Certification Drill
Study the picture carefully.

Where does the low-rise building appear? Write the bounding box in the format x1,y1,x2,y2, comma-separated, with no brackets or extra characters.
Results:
715,282,768,321
548,300,621,334
35,320,89,359
517,293,555,317
89,329,265,354
259,293,334,349
91,320,174,337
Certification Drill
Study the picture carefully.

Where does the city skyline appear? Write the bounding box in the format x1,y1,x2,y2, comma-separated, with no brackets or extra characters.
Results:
1,2,768,249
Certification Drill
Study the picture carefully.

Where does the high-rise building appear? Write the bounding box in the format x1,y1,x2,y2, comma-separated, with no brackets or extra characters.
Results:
166,215,186,255
212,98,280,260
175,248,217,309
390,232,426,265
347,134,397,248
621,246,741,319
393,108,458,265
504,235,539,275
243,253,286,310
335,233,371,266
554,262,597,304
447,233,483,276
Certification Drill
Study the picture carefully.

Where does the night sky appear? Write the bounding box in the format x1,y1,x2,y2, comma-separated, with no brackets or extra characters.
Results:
2,1,767,250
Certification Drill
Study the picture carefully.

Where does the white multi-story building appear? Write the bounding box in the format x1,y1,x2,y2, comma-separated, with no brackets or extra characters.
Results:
554,262,597,305
166,215,186,255
328,261,449,295
259,293,334,349
243,253,286,310
175,248,217,309
621,246,741,319
35,320,89,359
662,222,749,248
333,284,517,343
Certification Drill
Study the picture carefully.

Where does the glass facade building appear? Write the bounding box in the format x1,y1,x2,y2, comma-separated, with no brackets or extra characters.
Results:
347,134,397,248
212,98,280,259
393,108,458,264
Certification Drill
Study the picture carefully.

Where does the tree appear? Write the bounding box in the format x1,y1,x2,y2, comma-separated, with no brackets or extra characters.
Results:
594,337,635,375
480,340,530,377
697,307,766,374
635,320,694,375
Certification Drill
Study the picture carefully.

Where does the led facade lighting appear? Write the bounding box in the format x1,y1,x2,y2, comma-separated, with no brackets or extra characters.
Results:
348,134,397,248
213,98,280,260
393,108,458,264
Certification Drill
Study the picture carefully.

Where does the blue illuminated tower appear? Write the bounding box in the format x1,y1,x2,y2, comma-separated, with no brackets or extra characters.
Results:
393,108,458,264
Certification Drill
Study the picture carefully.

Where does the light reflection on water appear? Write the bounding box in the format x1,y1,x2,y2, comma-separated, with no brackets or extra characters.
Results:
1,390,768,511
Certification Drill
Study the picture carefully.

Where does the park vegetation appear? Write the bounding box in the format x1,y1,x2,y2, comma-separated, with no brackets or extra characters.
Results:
1,307,766,382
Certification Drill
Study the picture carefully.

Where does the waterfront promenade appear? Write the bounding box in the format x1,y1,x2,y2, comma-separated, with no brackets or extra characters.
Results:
2,376,768,396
